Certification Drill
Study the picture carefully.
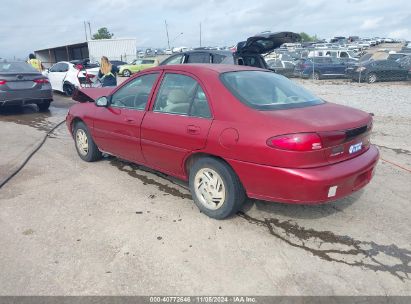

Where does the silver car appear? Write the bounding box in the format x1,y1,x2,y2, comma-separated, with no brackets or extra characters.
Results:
0,62,53,111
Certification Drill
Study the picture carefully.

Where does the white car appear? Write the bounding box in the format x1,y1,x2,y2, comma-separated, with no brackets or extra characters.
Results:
43,61,100,96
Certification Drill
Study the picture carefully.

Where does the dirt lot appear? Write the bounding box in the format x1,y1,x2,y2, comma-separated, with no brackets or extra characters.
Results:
0,80,410,295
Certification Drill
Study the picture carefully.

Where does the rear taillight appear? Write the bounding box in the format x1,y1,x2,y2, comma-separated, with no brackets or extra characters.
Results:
318,131,346,148
0,80,7,85
34,78,49,84
267,133,323,151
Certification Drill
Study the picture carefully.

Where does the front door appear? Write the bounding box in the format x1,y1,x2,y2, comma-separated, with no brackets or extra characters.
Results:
48,62,69,92
92,72,160,163
141,72,213,176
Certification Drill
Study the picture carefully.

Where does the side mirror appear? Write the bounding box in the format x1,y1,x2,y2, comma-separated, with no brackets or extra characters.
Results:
95,96,109,107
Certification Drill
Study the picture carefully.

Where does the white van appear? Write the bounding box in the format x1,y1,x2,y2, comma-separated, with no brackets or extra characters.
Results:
307,49,357,60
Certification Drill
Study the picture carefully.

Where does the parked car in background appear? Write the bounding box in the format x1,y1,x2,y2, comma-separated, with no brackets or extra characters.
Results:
119,58,159,77
43,61,100,96
110,60,127,67
160,31,301,70
0,61,53,111
266,59,295,77
397,55,411,77
67,64,378,219
294,57,348,79
347,60,408,83
307,49,358,60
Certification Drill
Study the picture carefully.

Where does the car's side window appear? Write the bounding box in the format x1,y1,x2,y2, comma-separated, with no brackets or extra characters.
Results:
163,54,184,65
50,63,62,72
61,63,69,72
153,73,211,118
111,73,159,110
186,53,210,63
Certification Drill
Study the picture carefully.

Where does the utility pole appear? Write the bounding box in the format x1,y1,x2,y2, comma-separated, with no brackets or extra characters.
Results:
165,20,170,49
83,21,88,41
200,22,202,47
88,21,92,40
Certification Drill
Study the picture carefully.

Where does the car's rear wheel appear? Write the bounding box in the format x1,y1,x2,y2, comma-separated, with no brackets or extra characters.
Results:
123,69,131,77
367,73,377,83
189,157,245,219
37,101,50,112
63,83,74,96
73,121,102,162
313,71,321,80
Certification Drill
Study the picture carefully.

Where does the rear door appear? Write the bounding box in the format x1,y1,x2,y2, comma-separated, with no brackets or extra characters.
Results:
92,72,160,163
141,72,213,176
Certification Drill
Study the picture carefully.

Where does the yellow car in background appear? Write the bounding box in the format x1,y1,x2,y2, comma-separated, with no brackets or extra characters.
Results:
119,58,159,77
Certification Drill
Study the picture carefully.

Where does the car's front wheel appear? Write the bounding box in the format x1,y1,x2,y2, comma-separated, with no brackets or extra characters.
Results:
367,73,377,83
189,157,245,219
73,121,102,162
313,71,321,80
123,69,131,77
63,83,74,96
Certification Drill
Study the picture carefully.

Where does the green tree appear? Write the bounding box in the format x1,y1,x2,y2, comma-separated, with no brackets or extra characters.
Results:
92,27,114,40
299,32,318,42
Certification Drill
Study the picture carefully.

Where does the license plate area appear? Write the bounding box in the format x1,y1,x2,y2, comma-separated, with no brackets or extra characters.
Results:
349,142,363,154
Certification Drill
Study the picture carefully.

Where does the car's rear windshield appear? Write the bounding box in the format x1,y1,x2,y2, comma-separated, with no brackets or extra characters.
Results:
0,62,39,73
220,71,324,110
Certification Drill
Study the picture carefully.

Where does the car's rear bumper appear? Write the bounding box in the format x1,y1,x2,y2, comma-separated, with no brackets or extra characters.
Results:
227,145,379,204
0,88,53,106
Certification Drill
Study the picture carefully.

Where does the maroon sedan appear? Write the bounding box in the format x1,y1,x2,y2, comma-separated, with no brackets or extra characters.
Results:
66,64,379,219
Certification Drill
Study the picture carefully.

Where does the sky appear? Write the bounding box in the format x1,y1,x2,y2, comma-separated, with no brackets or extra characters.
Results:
1,0,410,59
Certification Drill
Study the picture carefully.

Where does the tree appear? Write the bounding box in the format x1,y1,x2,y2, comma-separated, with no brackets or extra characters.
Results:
92,27,114,40
299,32,319,42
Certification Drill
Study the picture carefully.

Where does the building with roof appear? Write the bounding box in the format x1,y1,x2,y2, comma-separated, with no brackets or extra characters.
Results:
34,38,137,67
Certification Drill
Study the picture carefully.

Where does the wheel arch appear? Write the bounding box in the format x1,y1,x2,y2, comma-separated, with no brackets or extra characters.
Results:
184,152,242,184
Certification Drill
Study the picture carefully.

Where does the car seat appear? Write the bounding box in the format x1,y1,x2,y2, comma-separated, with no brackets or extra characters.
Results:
163,89,190,114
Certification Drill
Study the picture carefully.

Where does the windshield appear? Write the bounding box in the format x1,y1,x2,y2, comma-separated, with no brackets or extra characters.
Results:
0,62,39,73
220,71,324,110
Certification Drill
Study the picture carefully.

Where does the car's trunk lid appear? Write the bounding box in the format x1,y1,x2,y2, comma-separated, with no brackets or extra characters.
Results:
236,31,301,55
260,102,373,167
0,73,42,90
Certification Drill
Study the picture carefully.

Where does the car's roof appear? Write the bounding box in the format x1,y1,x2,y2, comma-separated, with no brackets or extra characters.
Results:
148,64,265,74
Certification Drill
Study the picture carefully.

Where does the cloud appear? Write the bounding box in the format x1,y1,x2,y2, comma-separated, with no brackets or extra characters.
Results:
360,17,384,30
0,0,410,59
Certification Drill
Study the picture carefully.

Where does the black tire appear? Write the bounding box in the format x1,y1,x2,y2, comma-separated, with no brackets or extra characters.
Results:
189,157,245,219
313,71,321,80
63,83,74,96
123,69,131,77
73,121,102,162
367,73,377,84
37,101,50,112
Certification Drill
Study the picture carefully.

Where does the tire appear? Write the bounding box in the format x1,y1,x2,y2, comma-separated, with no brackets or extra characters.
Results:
123,69,131,77
313,71,321,80
63,83,75,96
37,101,50,112
73,121,102,162
189,157,245,219
367,73,377,84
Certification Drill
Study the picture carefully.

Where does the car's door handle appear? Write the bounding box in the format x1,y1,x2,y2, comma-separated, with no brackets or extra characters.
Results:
124,117,135,123
187,125,200,135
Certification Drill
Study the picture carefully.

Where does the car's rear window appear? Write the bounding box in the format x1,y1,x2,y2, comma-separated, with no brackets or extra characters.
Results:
0,62,38,73
220,71,324,110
